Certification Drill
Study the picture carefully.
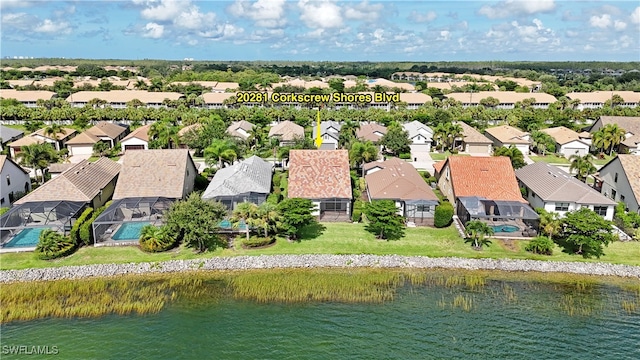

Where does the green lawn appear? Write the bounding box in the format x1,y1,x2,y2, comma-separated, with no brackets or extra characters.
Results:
593,154,614,166
4,124,27,133
529,154,571,164
2,223,639,270
88,156,120,162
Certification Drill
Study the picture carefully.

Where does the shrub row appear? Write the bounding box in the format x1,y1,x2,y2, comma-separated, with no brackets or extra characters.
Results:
70,207,94,245
242,236,275,248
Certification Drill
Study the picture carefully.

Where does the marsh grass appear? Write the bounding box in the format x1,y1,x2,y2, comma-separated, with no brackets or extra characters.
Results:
452,294,474,312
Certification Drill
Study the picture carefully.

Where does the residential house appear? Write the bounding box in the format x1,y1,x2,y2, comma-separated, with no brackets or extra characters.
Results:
202,155,272,211
540,126,590,158
226,120,255,141
287,150,352,221
0,89,57,108
516,162,615,220
356,123,387,144
0,155,31,208
454,122,493,155
436,156,538,234
177,124,203,149
8,127,77,158
120,124,151,152
201,93,235,109
402,121,433,153
364,158,439,225
268,121,305,146
399,93,431,109
14,158,120,210
589,116,640,155
65,121,128,156
565,91,640,110
66,90,184,109
595,155,640,213
484,125,531,155
112,149,197,201
48,163,75,178
0,125,24,153
445,91,557,109
312,121,342,150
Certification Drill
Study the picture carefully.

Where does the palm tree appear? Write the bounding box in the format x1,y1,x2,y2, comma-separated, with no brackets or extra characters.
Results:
255,202,281,237
149,119,179,149
44,123,66,140
139,225,173,252
591,128,609,156
569,153,596,182
603,123,626,155
536,209,561,240
339,120,360,149
17,143,59,184
231,202,259,241
464,220,494,249
204,139,239,169
92,141,110,157
35,229,75,259
349,141,379,175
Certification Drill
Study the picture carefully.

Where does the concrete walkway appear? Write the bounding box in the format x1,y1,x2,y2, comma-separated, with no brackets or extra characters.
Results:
409,151,435,173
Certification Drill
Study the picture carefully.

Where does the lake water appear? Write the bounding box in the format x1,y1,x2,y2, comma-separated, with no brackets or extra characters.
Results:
1,274,639,359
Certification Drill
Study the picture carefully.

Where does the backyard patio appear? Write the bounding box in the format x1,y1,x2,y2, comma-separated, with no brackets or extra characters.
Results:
456,196,539,238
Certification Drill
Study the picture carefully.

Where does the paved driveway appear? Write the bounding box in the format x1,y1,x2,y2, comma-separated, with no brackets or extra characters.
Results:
410,151,435,173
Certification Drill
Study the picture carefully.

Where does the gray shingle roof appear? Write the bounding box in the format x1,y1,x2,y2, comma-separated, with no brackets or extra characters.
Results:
516,162,615,206
202,155,272,198
0,125,24,143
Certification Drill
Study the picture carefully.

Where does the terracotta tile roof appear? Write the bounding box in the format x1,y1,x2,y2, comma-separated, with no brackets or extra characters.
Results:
433,161,445,175
86,121,127,139
287,150,352,199
0,155,29,174
268,121,304,142
33,127,77,140
445,156,525,202
516,162,615,206
356,123,387,142
113,149,196,200
65,131,100,145
540,126,585,145
456,122,493,144
365,158,438,202
15,158,120,204
122,124,151,142
485,125,530,144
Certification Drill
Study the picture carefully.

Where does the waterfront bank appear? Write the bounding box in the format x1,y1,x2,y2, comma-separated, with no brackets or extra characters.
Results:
1,254,639,283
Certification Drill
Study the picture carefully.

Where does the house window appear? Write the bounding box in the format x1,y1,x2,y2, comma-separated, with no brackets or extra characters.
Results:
417,205,431,212
614,173,618,183
555,203,570,211
594,206,608,216
6,175,10,186
611,189,617,200
620,195,625,202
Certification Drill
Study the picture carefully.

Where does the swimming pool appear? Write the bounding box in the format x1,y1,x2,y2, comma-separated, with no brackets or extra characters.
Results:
2,227,48,248
219,220,247,230
491,225,520,233
112,222,151,241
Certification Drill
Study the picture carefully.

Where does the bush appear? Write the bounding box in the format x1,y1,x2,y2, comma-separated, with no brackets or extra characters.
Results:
35,229,76,260
525,236,554,255
79,205,107,245
241,236,275,248
201,167,217,179
70,207,93,245
434,202,454,228
139,225,175,252
0,207,9,216
266,193,280,204
194,174,209,191
399,153,411,160
272,172,282,187
352,200,365,223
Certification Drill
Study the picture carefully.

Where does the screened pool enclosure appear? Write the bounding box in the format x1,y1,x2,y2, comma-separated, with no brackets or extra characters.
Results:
456,196,539,237
0,200,85,249
92,197,175,244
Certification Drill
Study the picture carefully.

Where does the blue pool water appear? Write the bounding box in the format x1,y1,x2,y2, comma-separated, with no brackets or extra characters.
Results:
2,227,47,248
491,225,520,233
112,222,151,241
219,219,247,230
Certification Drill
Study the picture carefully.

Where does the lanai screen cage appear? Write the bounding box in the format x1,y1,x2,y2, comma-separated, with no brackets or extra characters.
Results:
404,199,439,225
456,196,539,236
92,197,176,244
0,201,85,245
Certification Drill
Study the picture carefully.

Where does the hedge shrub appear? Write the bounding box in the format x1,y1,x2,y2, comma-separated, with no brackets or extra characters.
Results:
525,236,554,255
70,207,93,245
80,205,107,245
434,202,454,228
352,200,365,223
272,172,282,187
399,153,411,160
242,236,275,248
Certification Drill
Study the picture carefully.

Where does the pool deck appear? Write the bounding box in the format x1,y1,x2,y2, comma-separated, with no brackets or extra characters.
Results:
0,246,37,253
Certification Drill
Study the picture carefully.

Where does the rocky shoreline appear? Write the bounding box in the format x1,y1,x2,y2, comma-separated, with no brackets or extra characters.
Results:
1,255,639,283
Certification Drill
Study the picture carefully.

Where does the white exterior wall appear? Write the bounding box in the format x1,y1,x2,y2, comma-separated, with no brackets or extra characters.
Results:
598,159,639,213
559,140,589,158
513,143,530,156
68,144,94,156
121,138,149,152
311,201,321,216
395,201,404,216
524,185,615,220
0,162,30,208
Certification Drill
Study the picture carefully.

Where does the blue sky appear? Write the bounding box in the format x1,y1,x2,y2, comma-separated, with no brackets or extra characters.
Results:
1,0,639,61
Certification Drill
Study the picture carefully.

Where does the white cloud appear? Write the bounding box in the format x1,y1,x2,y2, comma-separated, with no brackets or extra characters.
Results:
0,0,35,9
438,30,451,41
174,6,216,30
140,0,183,21
589,14,612,29
142,22,164,38
198,24,243,39
631,7,640,24
614,20,627,31
228,0,287,28
298,0,343,29
344,1,383,22
371,28,384,45
34,19,71,34
408,10,436,23
478,0,556,19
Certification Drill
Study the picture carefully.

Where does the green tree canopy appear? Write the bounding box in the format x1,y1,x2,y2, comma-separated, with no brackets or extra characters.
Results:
363,200,406,240
276,198,317,240
555,207,616,259
493,145,526,169
379,122,411,156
